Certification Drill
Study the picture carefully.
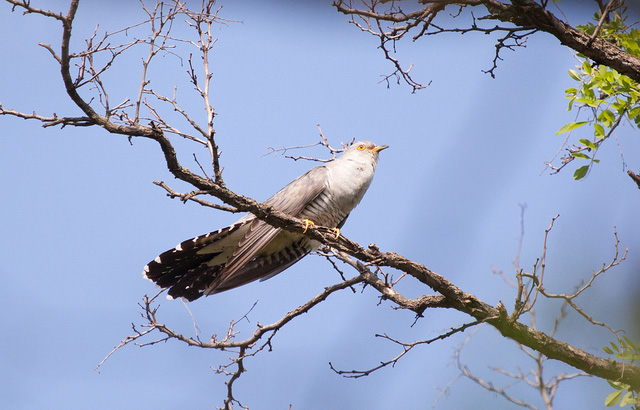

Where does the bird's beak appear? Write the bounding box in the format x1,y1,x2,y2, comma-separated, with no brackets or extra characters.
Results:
371,144,389,153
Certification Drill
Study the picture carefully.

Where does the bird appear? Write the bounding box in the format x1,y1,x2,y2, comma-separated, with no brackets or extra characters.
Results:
142,141,388,301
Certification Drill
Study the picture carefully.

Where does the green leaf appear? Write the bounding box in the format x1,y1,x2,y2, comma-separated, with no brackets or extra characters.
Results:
611,342,620,352
569,69,581,81
583,60,593,75
574,165,589,180
599,64,609,78
612,100,626,113
603,109,616,122
605,390,622,407
599,109,616,127
604,346,614,354
571,152,590,159
621,391,637,406
608,380,624,389
594,123,605,138
574,98,599,108
618,352,635,360
628,106,640,119
556,121,589,135
579,139,598,150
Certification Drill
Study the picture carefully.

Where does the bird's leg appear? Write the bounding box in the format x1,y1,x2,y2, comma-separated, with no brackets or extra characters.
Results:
331,228,340,239
301,219,316,233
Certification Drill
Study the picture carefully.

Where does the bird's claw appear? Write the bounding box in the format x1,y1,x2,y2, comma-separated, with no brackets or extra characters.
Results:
302,219,316,233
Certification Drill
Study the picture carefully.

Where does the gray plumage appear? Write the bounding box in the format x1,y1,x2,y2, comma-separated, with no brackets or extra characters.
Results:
143,141,388,301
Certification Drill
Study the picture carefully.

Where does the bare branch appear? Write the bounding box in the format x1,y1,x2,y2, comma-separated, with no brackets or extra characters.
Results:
454,305,588,410
179,2,226,185
100,273,366,408
263,125,351,162
455,331,542,410
142,97,208,144
539,227,627,337
6,0,65,21
135,1,181,123
330,321,481,378
0,104,92,127
37,42,62,63
153,180,237,212
334,0,640,89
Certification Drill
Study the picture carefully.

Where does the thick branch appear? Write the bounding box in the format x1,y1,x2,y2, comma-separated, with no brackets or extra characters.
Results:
212,195,640,390
628,170,640,189
353,247,640,389
496,0,640,83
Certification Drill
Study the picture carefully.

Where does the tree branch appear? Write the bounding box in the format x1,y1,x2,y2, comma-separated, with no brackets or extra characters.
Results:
5,0,639,399
627,170,640,189
334,0,640,85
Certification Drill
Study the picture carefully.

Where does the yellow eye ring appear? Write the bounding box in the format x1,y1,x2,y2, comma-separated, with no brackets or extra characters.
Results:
357,144,366,151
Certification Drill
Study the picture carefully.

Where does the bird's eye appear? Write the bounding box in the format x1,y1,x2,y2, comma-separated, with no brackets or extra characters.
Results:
357,144,365,151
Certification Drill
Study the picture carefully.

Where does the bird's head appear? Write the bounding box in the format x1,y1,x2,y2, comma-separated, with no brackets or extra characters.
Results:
341,141,389,161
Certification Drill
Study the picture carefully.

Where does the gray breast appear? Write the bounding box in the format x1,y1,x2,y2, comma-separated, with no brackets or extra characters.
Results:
300,189,348,227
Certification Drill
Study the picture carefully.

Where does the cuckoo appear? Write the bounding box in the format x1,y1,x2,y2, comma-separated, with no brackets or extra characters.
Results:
143,141,388,301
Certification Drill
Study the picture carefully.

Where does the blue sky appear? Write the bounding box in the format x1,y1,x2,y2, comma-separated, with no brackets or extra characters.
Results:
1,1,639,409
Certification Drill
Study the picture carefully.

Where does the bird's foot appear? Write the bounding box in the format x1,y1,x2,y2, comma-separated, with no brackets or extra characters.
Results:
302,219,316,233
331,227,340,239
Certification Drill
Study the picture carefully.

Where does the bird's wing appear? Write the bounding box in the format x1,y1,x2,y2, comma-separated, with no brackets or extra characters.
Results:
212,165,329,287
208,237,314,294
264,165,329,215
